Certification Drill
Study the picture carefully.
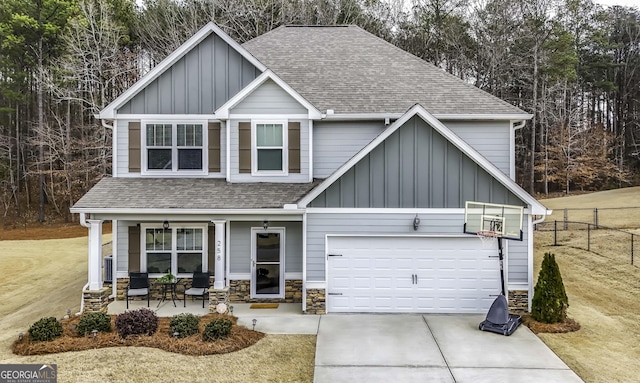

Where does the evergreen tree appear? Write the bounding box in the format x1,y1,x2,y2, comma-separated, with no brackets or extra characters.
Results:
532,253,569,323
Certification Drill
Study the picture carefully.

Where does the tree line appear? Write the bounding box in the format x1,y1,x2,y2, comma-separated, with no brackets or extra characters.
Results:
1,0,639,223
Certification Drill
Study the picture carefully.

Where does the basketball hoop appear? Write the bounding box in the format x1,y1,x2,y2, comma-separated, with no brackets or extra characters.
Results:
477,230,498,249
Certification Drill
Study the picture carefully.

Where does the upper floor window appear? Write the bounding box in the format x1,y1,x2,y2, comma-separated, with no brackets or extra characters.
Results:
143,121,206,174
252,121,287,175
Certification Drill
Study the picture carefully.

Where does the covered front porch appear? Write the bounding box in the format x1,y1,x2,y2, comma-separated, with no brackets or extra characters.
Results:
71,178,318,314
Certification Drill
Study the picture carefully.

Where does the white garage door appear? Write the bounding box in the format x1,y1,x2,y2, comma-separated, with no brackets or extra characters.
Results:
327,236,501,313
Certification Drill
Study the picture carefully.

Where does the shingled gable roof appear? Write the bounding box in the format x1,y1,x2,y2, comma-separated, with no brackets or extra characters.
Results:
214,69,322,119
243,25,530,118
298,104,548,215
71,178,320,213
97,22,266,119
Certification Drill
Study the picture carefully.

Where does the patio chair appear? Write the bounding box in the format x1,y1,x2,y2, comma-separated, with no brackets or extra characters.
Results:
183,271,210,308
126,272,150,309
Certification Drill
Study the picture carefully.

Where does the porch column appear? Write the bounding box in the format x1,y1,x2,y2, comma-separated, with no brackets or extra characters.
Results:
87,219,103,291
212,220,226,289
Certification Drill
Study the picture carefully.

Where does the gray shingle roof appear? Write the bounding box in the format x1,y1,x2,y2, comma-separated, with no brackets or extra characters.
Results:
72,178,320,210
243,26,526,116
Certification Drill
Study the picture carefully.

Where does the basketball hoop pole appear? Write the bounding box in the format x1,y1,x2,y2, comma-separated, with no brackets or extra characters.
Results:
498,237,506,296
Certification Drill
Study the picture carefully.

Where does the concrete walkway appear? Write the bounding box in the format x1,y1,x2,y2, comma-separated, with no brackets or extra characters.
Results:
314,314,584,383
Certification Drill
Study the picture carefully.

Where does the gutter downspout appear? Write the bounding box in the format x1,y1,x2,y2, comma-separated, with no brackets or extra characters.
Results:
512,120,526,130
527,211,551,311
100,119,114,130
78,213,91,315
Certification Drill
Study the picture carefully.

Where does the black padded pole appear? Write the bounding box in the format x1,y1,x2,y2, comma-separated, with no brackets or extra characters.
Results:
498,237,506,296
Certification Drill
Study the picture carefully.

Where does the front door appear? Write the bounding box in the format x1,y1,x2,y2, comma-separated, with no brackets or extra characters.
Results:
251,228,285,298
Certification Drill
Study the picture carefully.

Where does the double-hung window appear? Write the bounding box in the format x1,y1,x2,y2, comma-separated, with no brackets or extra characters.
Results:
144,122,205,174
252,121,287,175
142,224,207,277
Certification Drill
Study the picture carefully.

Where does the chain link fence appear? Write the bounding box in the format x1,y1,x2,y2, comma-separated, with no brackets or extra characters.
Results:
546,207,640,229
536,220,638,266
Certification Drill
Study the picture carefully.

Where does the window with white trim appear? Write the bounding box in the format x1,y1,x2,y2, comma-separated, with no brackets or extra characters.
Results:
252,121,287,174
142,224,207,277
144,122,205,173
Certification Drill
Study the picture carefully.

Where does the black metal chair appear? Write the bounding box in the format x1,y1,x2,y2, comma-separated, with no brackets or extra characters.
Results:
183,271,210,308
126,272,150,309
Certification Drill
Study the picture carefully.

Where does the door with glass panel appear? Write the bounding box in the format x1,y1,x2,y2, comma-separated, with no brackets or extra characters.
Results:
251,228,284,298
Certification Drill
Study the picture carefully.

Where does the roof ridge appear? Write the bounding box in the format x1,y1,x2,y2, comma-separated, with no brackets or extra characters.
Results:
243,25,287,46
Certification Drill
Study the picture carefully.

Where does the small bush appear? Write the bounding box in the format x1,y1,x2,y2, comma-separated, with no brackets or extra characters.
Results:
115,308,158,338
77,312,112,336
28,317,63,342
169,313,200,338
202,318,233,341
532,252,569,324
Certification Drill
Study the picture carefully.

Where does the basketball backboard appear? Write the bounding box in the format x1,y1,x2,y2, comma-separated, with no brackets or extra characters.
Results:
464,201,524,241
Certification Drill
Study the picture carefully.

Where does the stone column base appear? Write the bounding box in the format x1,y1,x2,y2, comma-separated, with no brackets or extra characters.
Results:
508,290,529,313
209,287,230,314
305,288,326,314
83,287,111,313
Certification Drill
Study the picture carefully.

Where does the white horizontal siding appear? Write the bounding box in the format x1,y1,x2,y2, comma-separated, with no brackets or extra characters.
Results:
312,121,386,178
115,119,131,177
231,79,308,115
444,120,511,176
306,212,528,284
229,119,310,182
116,221,130,273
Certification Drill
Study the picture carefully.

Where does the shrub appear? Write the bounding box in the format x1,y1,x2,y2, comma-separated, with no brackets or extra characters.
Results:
202,318,233,341
77,312,112,336
28,317,63,342
169,313,200,338
115,308,158,338
532,252,569,323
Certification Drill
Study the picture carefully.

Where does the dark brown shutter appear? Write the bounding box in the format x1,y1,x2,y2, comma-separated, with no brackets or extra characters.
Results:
208,226,216,275
239,122,251,173
208,122,221,172
288,121,301,173
128,122,141,173
128,226,141,273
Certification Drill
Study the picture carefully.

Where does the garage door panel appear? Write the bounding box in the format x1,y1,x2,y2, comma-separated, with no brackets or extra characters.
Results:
327,236,501,313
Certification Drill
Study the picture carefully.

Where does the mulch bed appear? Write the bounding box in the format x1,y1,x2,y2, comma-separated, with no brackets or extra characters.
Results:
521,314,581,334
12,314,264,356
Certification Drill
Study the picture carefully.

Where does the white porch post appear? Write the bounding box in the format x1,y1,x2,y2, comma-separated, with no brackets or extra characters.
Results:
87,219,103,290
212,220,226,289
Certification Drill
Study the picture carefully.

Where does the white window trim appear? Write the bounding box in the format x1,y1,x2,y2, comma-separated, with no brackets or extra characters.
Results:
140,222,208,278
251,120,288,176
250,227,286,299
141,120,208,176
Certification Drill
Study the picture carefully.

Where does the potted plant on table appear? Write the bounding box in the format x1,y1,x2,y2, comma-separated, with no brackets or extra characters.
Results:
157,270,176,284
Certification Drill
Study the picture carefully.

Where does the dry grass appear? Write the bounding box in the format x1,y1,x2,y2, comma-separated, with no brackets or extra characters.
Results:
541,186,640,228
0,230,316,383
534,231,640,383
12,314,264,356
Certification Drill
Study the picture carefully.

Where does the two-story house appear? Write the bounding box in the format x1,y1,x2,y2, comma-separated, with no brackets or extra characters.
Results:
71,22,549,315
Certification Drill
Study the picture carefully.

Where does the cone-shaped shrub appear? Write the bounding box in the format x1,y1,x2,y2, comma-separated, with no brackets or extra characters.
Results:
532,253,569,323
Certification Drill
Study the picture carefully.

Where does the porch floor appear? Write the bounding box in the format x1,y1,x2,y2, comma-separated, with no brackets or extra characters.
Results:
106,300,316,334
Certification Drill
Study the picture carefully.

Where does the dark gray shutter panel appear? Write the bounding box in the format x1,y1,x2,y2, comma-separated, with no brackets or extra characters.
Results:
288,121,301,173
129,122,141,173
208,226,215,276
128,225,141,273
239,122,251,173
208,122,221,172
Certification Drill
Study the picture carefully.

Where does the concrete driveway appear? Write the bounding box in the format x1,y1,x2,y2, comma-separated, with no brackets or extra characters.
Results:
314,314,584,383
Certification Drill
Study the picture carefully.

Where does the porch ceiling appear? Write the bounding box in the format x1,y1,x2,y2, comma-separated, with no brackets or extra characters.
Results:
72,177,321,211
